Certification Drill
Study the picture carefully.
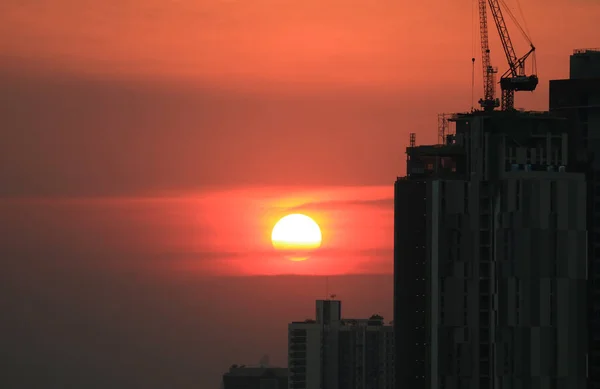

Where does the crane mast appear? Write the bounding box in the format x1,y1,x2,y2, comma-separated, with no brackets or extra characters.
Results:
478,0,500,111
477,0,538,111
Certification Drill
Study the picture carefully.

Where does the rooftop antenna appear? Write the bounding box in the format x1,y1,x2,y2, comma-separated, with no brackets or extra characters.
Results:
438,114,448,144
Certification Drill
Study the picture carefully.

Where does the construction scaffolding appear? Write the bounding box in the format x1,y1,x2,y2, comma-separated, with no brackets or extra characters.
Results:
437,113,458,145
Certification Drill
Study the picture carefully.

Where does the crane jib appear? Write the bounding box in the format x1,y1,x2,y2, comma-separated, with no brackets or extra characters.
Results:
477,0,538,111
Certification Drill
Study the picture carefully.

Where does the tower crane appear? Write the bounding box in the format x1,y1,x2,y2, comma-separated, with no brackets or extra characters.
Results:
477,0,500,111
477,0,538,111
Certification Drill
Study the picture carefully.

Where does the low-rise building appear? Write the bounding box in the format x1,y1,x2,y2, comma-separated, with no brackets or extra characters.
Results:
222,360,287,389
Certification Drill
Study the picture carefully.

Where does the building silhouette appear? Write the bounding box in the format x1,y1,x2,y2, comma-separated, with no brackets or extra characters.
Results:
222,361,287,389
550,47,600,389
394,102,588,386
288,299,394,389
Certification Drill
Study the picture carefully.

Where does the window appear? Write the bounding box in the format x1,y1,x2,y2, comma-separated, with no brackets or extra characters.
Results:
550,181,557,212
480,231,490,246
480,328,489,340
480,294,489,306
480,344,490,356
463,183,469,213
480,262,490,277
480,312,489,326
480,279,490,292
515,180,521,210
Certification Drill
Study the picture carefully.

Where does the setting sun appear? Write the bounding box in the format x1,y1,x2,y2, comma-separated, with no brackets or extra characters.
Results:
271,214,322,260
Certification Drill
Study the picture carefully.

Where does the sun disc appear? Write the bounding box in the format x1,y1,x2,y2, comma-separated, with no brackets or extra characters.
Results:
271,214,322,257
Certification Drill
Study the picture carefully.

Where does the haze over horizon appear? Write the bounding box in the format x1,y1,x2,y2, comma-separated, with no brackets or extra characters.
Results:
1,0,598,387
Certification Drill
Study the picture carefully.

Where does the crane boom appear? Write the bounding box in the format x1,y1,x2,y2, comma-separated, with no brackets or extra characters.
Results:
487,0,538,110
477,0,499,111
488,0,518,74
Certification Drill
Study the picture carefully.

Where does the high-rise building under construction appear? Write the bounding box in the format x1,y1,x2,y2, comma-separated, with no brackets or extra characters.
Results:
393,108,588,388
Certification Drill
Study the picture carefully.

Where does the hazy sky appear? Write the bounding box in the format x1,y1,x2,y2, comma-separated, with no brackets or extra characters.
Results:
1,0,598,388
2,0,598,197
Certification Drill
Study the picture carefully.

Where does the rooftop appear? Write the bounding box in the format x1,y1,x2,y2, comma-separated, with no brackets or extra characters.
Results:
573,48,600,55
450,109,559,120
225,366,287,377
291,314,389,326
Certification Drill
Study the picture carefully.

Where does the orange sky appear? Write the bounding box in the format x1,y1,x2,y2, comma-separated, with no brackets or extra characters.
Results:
1,0,598,89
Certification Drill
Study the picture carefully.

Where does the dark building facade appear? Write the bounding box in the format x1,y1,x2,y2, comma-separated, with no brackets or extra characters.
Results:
550,48,600,389
222,366,287,389
394,109,588,389
394,177,427,389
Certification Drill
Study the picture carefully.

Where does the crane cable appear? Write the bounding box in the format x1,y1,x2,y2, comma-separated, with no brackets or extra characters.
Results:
472,0,476,58
498,0,536,74
514,0,532,42
498,0,531,44
471,0,476,110
511,0,536,74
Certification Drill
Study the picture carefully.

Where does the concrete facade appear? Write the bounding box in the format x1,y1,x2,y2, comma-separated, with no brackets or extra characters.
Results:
394,110,588,389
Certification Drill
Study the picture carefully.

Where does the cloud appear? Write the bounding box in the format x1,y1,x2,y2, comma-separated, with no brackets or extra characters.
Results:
287,198,393,212
148,246,393,277
0,187,394,277
157,246,393,262
0,65,425,197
